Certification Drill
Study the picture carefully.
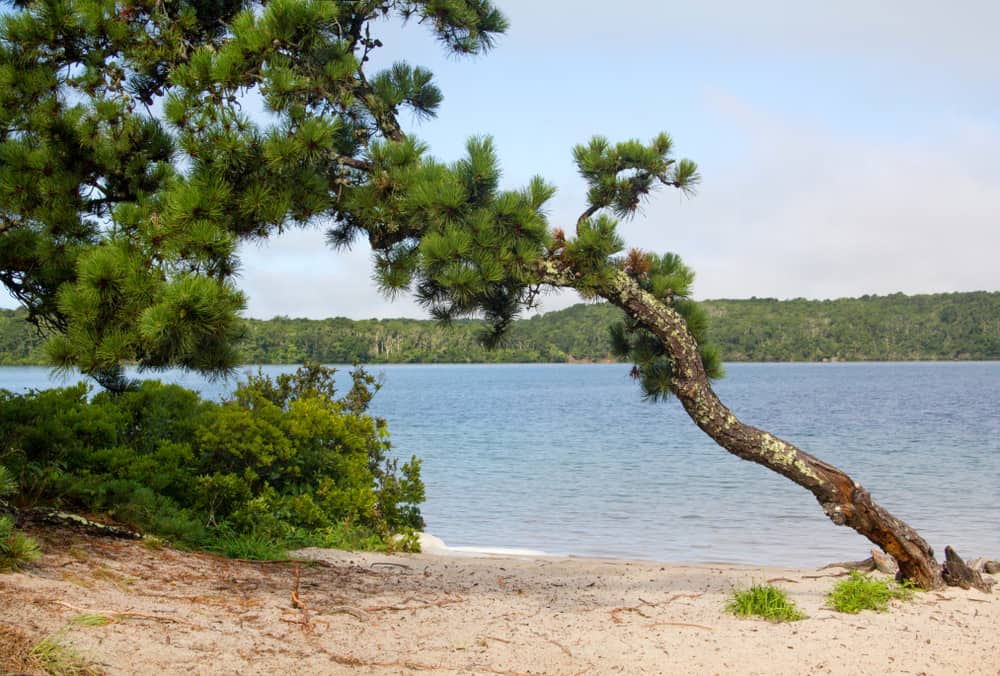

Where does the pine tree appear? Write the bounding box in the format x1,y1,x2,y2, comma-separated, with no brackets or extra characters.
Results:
0,0,505,388
1,0,986,590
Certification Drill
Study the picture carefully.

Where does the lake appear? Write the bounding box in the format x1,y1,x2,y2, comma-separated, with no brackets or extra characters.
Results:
2,362,998,567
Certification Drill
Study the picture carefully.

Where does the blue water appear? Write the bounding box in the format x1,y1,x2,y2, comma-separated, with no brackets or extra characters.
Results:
2,362,998,566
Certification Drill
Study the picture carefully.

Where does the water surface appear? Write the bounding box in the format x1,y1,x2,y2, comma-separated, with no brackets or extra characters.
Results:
3,362,997,566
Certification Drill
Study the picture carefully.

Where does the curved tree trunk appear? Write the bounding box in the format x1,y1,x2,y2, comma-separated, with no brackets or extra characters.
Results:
542,262,948,589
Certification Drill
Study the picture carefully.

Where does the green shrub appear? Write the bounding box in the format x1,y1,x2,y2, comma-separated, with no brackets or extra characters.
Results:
0,465,41,572
826,571,915,613
725,583,807,622
210,527,288,560
0,363,424,557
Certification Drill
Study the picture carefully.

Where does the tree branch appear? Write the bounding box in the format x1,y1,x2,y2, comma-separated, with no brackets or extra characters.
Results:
352,69,405,143
338,155,372,172
576,205,600,232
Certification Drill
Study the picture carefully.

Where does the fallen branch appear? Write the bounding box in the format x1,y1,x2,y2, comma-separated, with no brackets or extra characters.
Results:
17,509,143,540
821,549,897,575
820,557,877,572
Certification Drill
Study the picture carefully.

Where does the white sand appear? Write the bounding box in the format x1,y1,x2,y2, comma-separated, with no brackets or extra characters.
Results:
1,529,997,675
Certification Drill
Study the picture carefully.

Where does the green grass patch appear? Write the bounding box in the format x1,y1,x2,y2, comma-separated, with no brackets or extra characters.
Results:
725,583,807,622
0,364,425,564
70,613,113,628
209,530,288,560
826,571,915,613
30,631,103,675
0,515,42,572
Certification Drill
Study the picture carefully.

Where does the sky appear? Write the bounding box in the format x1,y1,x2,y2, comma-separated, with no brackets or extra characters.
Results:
237,0,1000,319
12,1,1000,319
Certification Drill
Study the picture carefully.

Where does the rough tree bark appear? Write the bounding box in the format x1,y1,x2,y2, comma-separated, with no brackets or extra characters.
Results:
540,261,967,590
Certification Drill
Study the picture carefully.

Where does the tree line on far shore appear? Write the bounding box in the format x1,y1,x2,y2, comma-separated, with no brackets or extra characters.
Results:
2,290,996,366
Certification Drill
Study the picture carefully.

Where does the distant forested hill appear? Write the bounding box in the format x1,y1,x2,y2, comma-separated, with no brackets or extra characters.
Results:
1,291,997,365
703,292,1000,361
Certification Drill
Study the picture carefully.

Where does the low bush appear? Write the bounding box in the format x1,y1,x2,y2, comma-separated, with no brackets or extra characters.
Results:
826,571,914,613
0,465,41,572
0,364,424,557
725,583,807,622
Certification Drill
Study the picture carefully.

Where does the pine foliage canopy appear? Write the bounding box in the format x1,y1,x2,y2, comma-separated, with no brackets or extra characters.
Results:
2,0,718,393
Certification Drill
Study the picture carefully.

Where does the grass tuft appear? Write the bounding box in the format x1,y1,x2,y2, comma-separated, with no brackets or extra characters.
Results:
70,613,113,627
0,515,42,572
29,631,103,675
826,571,915,613
725,583,807,622
210,531,288,560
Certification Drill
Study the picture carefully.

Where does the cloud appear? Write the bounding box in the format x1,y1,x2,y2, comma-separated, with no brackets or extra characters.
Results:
630,92,1000,299
237,230,423,319
236,228,585,319
496,1,1000,80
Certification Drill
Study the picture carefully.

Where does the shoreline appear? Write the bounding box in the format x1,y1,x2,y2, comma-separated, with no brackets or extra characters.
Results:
2,528,997,675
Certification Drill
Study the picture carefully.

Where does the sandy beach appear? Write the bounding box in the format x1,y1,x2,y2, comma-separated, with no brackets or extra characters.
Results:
1,528,997,675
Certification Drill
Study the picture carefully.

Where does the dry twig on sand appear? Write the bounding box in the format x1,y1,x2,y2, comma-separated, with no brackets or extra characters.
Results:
610,606,651,623
365,596,465,613
288,563,311,629
370,561,412,571
320,648,533,676
647,621,713,631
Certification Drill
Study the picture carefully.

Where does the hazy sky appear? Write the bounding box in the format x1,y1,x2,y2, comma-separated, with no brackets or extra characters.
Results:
13,1,1000,319
238,0,1000,319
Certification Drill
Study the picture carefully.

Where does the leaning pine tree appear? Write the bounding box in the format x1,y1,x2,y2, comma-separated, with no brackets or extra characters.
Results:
0,0,988,590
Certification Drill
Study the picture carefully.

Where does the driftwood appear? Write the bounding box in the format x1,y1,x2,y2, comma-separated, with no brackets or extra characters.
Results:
967,557,1000,575
941,546,994,593
822,549,898,575
13,507,143,540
